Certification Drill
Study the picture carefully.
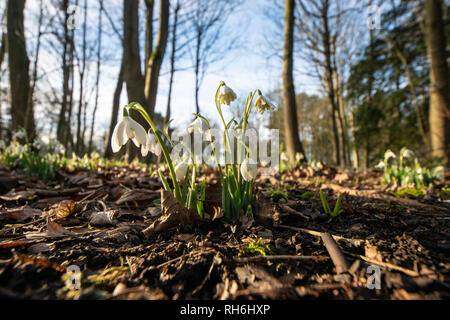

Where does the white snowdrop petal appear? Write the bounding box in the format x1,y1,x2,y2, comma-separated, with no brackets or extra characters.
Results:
111,119,127,153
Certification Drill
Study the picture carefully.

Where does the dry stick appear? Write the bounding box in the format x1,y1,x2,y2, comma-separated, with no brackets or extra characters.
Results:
343,251,420,277
278,225,364,246
320,233,350,274
279,204,310,220
233,255,329,264
321,183,448,213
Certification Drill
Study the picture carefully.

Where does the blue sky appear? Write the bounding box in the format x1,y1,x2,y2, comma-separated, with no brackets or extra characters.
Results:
1,0,323,146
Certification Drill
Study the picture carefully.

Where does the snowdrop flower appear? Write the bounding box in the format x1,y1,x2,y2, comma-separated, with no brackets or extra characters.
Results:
0,140,5,150
111,116,147,153
280,152,289,162
402,149,414,159
240,158,257,181
174,161,189,181
433,166,444,181
255,91,276,114
187,118,205,134
384,150,396,162
141,131,161,157
218,82,237,106
375,161,385,169
55,143,66,155
13,129,26,141
295,152,304,163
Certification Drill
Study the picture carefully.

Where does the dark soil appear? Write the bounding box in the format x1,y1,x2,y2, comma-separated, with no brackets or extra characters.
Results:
0,163,449,300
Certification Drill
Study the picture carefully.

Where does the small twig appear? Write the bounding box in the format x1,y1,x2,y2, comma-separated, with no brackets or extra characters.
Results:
233,255,329,264
279,204,310,220
191,253,219,295
277,225,364,246
321,233,349,274
343,251,420,277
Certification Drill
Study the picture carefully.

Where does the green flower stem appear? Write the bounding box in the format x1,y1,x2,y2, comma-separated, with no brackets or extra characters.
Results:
127,102,182,202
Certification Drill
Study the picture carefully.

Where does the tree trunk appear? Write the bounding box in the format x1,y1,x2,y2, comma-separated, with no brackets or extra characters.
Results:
28,0,44,142
104,58,125,158
123,0,149,161
144,0,154,80
165,1,180,124
6,0,35,138
425,0,450,166
88,0,103,154
57,0,72,145
321,0,340,166
144,0,169,117
76,0,88,154
194,31,201,114
282,0,307,164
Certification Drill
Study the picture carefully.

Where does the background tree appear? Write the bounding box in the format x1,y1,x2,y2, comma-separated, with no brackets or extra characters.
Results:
425,0,450,166
282,0,307,164
6,0,35,138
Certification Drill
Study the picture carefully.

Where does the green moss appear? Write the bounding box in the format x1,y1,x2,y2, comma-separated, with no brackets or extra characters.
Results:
300,191,315,199
439,186,450,200
239,238,272,257
265,187,289,202
391,187,426,198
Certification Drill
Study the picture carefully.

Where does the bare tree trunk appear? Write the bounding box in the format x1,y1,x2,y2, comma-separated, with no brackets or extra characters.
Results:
349,101,359,169
28,0,44,141
6,0,35,138
57,0,72,145
165,0,180,124
282,0,307,164
144,0,169,116
425,0,450,166
123,0,149,161
88,0,103,154
194,31,201,114
104,58,124,158
144,0,154,80
320,0,340,167
76,0,88,154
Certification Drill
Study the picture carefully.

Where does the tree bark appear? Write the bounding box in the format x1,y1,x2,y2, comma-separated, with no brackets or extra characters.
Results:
6,0,35,138
282,0,307,164
123,0,150,161
88,0,103,154
165,1,180,124
76,0,88,154
104,58,125,158
144,0,169,116
425,0,450,166
144,0,154,80
320,0,340,167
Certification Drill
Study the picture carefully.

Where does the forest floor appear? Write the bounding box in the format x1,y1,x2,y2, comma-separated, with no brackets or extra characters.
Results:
0,162,449,300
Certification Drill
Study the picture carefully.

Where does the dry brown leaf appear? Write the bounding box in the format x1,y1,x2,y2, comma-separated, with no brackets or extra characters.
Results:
54,200,79,220
0,190,37,201
116,189,159,204
89,210,119,226
142,190,202,238
12,252,67,272
26,220,77,239
47,220,77,237
0,207,42,222
0,240,30,249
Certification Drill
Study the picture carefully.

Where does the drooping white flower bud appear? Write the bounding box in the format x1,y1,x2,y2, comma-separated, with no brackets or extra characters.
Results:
254,91,276,114
218,82,237,106
240,158,257,181
111,116,147,153
175,161,189,181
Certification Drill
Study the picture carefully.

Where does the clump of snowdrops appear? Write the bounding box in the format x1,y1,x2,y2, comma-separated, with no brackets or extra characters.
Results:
375,147,444,187
0,130,67,181
111,81,277,220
